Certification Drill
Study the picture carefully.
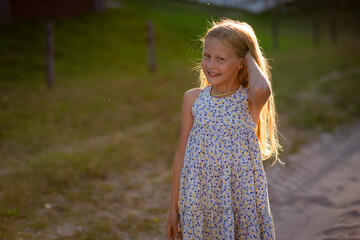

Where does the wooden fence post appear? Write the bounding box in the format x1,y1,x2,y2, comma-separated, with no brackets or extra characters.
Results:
147,20,156,73
312,14,320,46
329,11,337,44
46,22,55,87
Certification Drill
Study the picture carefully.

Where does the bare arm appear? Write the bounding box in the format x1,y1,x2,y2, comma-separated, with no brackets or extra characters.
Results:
244,52,271,109
168,88,202,213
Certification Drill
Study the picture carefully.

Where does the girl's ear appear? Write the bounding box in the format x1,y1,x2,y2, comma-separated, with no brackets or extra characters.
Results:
238,57,244,70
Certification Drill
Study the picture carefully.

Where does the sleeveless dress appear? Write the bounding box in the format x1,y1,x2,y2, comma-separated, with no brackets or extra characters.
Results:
178,85,275,239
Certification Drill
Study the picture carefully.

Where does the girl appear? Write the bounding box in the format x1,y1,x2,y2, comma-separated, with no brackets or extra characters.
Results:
166,18,281,240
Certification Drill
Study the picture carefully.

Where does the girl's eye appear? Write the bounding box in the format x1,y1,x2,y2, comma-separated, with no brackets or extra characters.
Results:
218,57,224,61
203,54,210,58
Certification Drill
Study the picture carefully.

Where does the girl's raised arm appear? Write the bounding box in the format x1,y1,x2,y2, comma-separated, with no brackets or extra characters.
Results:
245,52,271,109
166,88,202,240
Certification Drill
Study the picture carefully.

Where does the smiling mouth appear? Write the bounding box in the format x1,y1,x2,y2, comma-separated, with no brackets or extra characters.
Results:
208,72,220,77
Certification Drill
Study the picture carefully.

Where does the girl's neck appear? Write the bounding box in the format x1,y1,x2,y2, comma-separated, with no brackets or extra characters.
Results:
211,82,240,95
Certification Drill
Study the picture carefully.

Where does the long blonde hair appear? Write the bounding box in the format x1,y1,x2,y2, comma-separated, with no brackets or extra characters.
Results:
197,18,282,165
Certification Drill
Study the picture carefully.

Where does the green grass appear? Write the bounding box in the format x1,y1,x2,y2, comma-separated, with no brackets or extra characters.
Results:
0,0,359,238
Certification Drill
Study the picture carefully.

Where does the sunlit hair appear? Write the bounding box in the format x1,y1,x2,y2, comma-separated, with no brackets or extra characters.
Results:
196,17,282,165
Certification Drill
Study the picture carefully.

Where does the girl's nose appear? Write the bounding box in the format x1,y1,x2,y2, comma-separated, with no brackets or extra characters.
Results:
207,59,216,69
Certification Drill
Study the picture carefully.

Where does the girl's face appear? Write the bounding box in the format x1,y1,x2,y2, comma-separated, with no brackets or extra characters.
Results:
201,37,243,87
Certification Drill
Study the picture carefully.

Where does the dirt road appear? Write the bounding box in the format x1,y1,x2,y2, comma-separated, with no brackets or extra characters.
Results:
267,121,360,240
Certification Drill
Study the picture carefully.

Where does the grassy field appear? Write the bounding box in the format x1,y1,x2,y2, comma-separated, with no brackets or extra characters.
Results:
0,0,359,238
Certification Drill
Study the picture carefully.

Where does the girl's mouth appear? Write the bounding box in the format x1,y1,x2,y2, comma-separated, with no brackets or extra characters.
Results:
208,72,220,77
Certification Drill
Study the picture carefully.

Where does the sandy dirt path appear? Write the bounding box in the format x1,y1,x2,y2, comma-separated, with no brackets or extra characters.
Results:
266,121,360,240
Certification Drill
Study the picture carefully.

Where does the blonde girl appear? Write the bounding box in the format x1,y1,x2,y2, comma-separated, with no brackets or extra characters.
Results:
166,17,281,240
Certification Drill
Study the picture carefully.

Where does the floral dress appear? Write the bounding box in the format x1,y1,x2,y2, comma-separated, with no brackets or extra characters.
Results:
178,85,275,239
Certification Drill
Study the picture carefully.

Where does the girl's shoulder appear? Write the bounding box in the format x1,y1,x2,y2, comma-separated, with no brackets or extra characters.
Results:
184,87,204,98
185,88,204,96
183,87,204,109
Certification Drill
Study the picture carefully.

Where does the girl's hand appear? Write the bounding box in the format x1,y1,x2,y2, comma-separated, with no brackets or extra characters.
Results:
166,210,182,240
243,51,252,67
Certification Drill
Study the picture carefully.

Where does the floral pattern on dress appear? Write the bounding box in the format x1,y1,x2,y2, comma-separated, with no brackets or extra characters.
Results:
178,85,275,240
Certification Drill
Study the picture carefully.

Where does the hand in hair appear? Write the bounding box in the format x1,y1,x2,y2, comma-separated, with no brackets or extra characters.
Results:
243,51,252,68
